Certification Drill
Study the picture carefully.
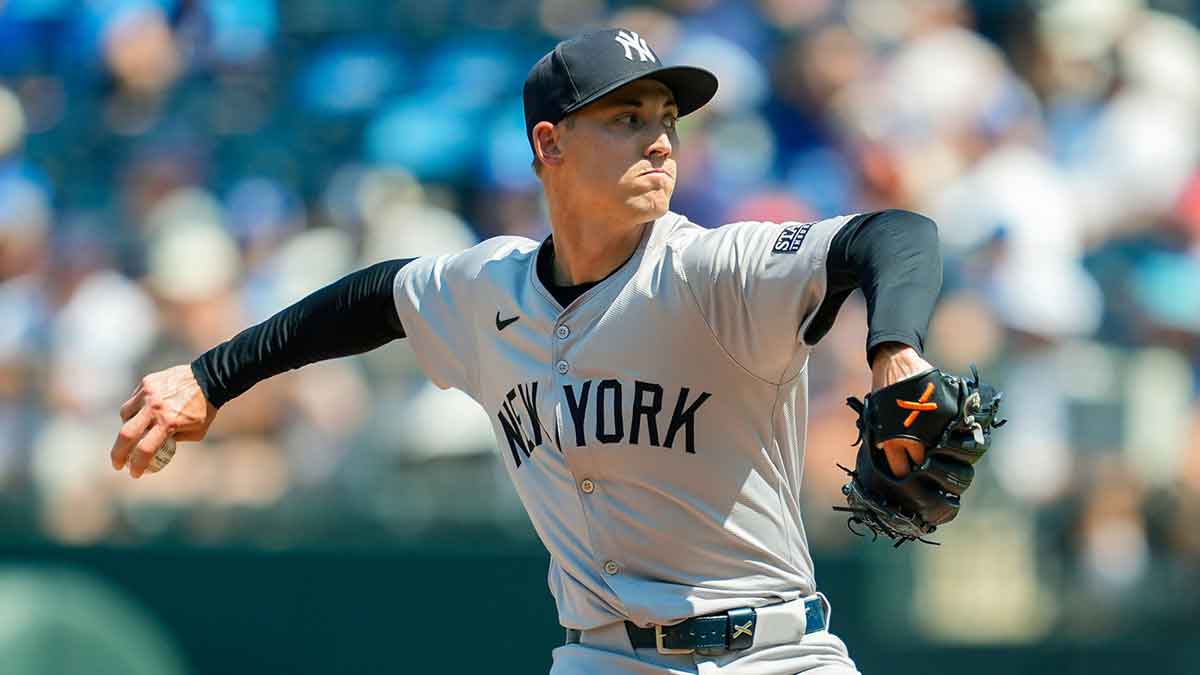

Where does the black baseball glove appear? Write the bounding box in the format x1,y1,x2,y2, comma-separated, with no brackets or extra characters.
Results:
833,365,1005,547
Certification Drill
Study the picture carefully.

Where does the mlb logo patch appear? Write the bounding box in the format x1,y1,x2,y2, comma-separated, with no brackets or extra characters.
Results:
772,222,814,254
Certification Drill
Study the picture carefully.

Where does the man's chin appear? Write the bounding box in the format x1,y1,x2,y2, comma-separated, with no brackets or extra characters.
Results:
628,192,672,220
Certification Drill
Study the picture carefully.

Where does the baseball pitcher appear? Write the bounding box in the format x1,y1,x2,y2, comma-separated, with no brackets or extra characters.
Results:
111,29,1004,675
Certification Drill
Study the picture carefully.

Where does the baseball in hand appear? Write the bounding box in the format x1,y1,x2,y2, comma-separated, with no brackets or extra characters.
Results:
138,436,177,475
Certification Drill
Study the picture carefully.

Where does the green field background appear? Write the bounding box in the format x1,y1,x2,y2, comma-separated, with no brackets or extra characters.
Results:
3,531,1195,675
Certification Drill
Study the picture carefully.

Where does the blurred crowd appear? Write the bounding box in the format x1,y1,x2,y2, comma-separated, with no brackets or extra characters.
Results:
2,0,1199,644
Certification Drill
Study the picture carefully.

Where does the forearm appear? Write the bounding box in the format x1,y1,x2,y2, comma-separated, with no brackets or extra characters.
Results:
830,209,942,365
191,259,412,408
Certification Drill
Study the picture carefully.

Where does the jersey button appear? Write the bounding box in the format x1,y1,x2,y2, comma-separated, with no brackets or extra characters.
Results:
580,479,595,494
555,360,569,375
603,560,620,575
556,325,570,340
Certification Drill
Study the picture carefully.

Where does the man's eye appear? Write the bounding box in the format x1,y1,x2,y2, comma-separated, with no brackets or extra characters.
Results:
619,113,640,127
664,116,678,129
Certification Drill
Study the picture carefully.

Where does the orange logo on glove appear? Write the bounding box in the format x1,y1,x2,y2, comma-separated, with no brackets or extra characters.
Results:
897,382,938,428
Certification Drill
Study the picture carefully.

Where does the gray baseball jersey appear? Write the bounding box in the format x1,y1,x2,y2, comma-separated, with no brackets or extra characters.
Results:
392,210,855,630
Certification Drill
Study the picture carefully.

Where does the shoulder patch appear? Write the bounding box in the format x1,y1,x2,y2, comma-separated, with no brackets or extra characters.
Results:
772,222,814,254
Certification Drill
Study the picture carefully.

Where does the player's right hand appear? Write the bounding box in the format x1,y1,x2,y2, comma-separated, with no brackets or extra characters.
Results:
112,364,218,478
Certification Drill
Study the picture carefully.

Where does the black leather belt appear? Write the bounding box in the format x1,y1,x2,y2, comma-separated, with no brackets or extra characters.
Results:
564,596,825,655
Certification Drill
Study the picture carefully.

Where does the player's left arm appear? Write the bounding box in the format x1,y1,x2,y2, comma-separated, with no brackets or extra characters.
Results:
811,209,943,476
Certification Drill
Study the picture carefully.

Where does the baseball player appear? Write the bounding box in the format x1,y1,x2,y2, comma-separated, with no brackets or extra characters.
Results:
111,29,986,675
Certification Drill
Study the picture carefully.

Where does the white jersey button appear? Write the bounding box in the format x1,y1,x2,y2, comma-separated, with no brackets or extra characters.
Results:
603,560,620,575
580,479,595,494
555,360,569,374
556,325,570,339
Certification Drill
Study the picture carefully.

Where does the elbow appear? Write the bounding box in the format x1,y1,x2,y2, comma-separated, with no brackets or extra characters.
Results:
880,209,940,253
879,208,937,234
874,209,942,288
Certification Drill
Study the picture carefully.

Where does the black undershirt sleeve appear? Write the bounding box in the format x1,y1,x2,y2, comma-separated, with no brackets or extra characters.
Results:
801,209,942,366
190,258,413,409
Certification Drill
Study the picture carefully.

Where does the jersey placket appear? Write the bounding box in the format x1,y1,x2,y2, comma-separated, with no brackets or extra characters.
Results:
530,216,673,618
550,307,630,586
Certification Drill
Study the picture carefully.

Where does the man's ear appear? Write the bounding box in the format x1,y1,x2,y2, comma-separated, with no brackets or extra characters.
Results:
533,121,564,167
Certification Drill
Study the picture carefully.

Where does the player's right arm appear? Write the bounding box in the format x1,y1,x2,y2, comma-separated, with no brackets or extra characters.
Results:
111,259,413,478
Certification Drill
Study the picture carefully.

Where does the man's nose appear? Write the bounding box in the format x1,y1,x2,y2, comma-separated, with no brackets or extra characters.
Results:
646,129,672,159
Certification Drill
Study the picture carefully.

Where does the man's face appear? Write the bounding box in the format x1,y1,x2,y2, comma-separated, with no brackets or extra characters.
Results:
555,79,680,222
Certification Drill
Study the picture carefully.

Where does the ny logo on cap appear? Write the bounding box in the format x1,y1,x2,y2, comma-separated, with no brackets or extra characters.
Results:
614,30,657,63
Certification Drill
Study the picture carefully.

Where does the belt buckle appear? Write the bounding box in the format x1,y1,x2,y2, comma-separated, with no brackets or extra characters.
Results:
654,625,695,655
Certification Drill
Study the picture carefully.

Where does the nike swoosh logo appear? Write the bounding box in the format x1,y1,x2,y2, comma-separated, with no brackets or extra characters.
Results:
496,312,520,331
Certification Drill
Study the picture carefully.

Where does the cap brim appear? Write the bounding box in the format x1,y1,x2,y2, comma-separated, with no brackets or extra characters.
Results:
562,65,718,119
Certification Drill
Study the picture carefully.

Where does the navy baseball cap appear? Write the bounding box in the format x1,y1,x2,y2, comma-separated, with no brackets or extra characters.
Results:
523,29,718,154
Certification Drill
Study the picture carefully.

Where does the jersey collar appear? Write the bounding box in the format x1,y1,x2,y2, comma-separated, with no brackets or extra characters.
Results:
529,212,681,313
